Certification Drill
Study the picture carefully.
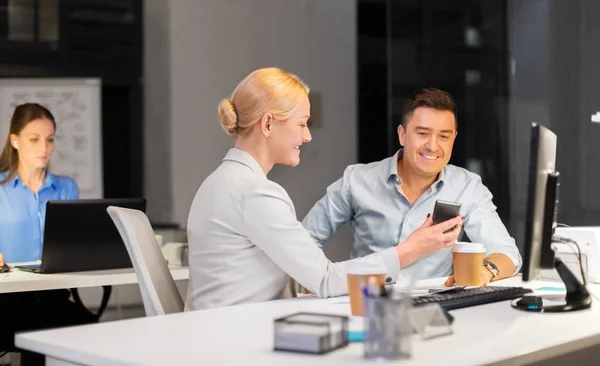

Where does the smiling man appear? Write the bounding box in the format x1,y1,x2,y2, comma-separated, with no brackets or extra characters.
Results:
302,88,521,285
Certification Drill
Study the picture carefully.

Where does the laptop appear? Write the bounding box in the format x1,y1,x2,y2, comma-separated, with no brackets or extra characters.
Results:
15,198,146,274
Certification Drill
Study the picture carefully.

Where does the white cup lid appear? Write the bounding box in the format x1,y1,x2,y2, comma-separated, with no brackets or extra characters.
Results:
452,242,485,253
346,256,387,275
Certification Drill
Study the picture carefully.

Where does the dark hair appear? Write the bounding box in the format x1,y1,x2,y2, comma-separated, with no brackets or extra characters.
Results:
401,87,457,129
0,103,56,185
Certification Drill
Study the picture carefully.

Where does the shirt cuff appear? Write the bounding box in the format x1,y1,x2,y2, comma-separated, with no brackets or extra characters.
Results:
378,247,401,283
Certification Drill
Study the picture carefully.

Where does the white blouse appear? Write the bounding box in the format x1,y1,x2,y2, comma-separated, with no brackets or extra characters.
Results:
185,148,401,310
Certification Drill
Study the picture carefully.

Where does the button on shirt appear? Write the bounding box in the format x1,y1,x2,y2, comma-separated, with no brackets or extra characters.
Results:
0,171,79,263
302,150,522,282
185,148,402,311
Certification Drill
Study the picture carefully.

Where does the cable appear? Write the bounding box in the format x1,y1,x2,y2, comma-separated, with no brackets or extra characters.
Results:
552,235,586,287
590,287,600,303
556,223,570,228
551,236,600,303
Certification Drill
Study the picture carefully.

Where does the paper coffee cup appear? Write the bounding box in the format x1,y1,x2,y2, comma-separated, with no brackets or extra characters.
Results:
346,257,387,316
452,242,486,286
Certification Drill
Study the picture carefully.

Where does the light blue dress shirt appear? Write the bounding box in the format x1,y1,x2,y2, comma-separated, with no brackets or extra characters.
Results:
302,150,522,281
0,170,79,263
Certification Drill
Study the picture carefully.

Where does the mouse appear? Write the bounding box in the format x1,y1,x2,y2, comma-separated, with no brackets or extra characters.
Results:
0,263,10,273
515,295,544,310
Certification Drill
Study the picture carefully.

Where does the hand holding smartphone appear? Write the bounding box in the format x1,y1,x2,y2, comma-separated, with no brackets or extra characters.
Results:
431,200,462,234
401,200,464,264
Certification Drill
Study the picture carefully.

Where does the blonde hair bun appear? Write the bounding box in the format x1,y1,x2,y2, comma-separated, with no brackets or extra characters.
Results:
218,67,309,136
218,98,238,135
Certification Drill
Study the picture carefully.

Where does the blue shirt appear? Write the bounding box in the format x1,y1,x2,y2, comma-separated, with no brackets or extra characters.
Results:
302,150,522,281
0,171,79,263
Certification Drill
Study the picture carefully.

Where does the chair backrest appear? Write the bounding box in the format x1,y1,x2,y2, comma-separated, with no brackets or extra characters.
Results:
107,206,184,316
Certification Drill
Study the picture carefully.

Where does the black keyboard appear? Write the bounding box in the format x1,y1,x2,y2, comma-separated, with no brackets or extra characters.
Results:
412,286,533,310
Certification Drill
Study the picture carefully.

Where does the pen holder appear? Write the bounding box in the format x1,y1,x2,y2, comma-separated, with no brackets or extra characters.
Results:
363,293,412,361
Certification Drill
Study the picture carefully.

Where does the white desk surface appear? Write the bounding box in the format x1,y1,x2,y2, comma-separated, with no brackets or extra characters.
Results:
15,276,600,366
0,265,189,294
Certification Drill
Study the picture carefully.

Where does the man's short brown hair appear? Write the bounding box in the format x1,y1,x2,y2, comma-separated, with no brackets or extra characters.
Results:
401,88,457,129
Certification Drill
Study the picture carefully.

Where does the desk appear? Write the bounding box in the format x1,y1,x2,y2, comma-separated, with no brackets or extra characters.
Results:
0,266,189,294
15,277,600,366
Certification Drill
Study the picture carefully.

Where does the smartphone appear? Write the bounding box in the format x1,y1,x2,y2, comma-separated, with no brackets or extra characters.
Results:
431,200,462,232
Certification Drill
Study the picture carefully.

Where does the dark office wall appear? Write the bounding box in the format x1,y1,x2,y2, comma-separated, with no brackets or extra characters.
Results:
575,1,600,215
509,0,600,250
358,0,511,222
360,0,600,253
507,0,552,248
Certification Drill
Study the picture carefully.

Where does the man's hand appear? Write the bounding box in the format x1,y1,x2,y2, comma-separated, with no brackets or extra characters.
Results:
396,215,463,267
444,266,494,287
445,253,516,287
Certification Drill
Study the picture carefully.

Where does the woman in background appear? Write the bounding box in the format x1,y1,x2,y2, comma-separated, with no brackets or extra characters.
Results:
0,103,78,261
0,103,98,366
185,67,406,311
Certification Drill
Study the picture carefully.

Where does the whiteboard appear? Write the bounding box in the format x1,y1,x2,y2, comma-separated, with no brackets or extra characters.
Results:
0,78,103,199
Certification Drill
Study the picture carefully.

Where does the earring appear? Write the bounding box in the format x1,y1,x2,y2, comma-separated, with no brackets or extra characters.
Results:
12,141,18,149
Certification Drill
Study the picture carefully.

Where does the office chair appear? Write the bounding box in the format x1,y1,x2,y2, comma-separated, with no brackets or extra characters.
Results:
107,206,184,316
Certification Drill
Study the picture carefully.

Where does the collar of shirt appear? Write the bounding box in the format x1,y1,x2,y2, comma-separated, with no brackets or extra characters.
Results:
223,147,267,177
8,170,58,192
386,149,446,191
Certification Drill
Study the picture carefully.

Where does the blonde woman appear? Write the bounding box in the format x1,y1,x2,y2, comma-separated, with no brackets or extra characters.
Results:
185,68,461,310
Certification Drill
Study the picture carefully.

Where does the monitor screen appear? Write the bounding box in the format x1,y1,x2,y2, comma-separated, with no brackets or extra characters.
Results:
522,123,559,282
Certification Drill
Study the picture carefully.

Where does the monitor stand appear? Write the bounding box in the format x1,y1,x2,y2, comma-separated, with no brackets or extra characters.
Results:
512,257,592,312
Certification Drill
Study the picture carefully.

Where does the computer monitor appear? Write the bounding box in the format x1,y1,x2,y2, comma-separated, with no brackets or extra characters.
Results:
512,123,591,312
521,123,559,281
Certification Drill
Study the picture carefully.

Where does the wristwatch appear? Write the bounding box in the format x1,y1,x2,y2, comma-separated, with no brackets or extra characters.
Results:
483,260,499,279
